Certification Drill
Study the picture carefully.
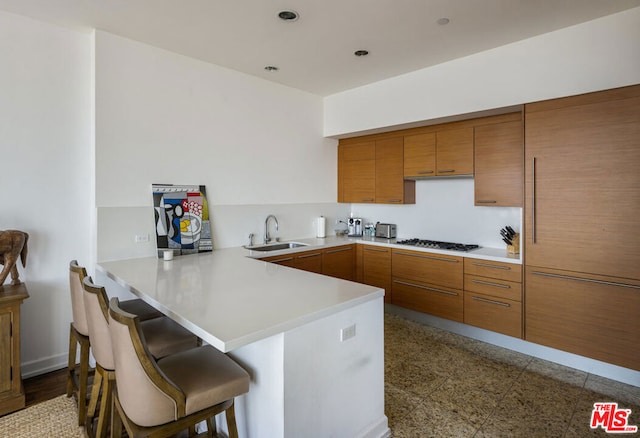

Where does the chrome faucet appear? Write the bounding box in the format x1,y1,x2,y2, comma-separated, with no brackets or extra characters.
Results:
264,215,279,244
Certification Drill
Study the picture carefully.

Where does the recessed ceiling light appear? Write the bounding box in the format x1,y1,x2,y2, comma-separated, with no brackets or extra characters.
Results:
278,10,299,21
264,66,279,72
354,50,369,57
437,17,450,25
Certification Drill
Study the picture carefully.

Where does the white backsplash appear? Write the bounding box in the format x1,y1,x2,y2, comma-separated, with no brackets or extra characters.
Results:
350,178,522,248
97,179,519,261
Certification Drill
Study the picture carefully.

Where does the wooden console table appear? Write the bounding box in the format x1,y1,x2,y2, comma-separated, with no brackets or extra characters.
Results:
0,283,29,416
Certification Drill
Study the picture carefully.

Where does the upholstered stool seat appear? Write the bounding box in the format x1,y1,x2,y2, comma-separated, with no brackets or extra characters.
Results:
109,297,250,438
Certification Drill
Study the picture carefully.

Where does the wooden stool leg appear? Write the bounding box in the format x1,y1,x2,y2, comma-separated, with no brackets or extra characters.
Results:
110,392,122,438
86,366,103,437
206,416,216,437
96,371,114,438
225,403,239,438
66,324,77,398
78,337,90,426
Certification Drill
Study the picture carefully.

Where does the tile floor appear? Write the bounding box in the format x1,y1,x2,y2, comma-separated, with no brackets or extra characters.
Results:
384,313,640,437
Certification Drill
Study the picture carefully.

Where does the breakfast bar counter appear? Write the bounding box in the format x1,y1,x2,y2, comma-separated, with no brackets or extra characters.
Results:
96,248,388,438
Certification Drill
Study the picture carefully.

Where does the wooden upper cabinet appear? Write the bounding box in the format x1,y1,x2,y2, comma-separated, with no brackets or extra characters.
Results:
474,119,523,207
338,141,375,203
376,137,415,204
338,138,414,204
404,128,474,178
524,85,640,280
404,133,436,177
436,127,474,176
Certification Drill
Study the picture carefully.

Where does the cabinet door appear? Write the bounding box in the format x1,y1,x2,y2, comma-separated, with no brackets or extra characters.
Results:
0,309,11,394
362,246,392,303
338,142,376,203
525,266,640,371
375,137,404,203
524,86,640,279
404,133,436,177
392,249,463,290
464,292,522,338
322,245,355,281
474,120,523,207
392,278,463,322
436,127,474,176
294,251,323,274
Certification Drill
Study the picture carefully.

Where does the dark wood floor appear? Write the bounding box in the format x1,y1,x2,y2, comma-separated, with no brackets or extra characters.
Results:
24,367,70,408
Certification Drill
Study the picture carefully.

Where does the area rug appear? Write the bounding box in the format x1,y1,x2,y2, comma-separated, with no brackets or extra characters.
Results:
0,395,85,437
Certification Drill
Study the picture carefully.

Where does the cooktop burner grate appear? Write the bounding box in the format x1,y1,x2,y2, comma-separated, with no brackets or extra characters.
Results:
396,239,480,252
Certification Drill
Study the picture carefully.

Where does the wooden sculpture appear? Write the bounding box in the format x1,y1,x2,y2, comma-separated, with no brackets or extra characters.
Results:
0,230,29,286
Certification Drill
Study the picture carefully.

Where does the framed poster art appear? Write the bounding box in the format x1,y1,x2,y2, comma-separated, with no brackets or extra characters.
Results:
152,184,212,257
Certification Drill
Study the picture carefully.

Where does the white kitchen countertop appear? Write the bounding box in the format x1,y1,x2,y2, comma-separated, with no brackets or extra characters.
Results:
97,247,384,352
245,235,522,264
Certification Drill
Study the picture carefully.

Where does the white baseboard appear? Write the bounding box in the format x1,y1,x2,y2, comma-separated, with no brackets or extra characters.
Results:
21,353,68,379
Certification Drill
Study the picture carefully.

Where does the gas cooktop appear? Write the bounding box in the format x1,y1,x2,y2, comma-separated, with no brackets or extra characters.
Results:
396,239,480,252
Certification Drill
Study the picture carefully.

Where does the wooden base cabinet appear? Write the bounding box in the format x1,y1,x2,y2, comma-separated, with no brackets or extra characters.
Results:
525,266,640,371
391,249,463,320
321,245,356,281
0,284,29,416
463,259,523,338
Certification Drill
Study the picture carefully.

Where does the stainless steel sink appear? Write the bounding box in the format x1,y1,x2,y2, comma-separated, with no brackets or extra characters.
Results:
244,242,309,252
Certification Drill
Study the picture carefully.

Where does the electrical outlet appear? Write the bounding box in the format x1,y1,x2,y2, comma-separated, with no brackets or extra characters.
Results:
340,324,356,342
134,234,150,243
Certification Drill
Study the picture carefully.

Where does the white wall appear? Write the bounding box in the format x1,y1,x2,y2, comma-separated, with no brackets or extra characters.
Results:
0,11,92,376
94,31,342,258
324,7,640,137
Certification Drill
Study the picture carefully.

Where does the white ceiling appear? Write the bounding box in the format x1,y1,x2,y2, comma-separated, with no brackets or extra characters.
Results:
1,0,639,96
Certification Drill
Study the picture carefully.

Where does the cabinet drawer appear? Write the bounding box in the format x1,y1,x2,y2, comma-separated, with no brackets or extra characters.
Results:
392,249,463,289
464,274,522,302
391,279,463,322
464,258,522,283
464,292,522,338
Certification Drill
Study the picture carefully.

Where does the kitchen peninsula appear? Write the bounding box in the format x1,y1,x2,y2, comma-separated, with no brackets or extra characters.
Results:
97,245,388,438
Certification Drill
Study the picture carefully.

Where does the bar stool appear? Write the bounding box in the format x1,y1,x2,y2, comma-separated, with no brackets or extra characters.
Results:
66,260,163,427
82,276,200,438
109,297,250,438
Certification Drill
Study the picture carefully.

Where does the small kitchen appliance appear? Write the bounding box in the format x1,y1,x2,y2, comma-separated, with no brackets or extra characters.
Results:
347,218,363,237
375,223,397,239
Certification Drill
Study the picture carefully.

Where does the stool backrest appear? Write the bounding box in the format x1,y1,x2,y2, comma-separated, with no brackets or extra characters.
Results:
109,297,186,427
82,276,115,370
69,260,90,336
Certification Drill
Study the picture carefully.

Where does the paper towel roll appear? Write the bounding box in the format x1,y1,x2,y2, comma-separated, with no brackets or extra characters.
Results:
316,216,326,238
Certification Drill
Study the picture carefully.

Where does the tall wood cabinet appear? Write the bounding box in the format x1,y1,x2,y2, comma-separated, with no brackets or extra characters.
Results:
524,85,640,370
0,284,29,416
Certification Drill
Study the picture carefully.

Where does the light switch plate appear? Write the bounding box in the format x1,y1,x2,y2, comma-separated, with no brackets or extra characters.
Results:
340,324,356,342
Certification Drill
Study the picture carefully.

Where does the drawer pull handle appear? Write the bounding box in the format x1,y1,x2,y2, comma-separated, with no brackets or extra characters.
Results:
298,252,321,259
477,200,497,204
394,251,459,263
362,198,374,202
531,271,640,289
471,262,511,271
393,280,459,296
324,247,352,254
364,247,389,253
471,279,510,289
438,169,455,173
417,170,434,175
269,257,293,263
388,199,402,203
472,296,511,307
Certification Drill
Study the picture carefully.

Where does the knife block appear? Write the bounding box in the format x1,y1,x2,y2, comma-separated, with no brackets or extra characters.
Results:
507,233,520,255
